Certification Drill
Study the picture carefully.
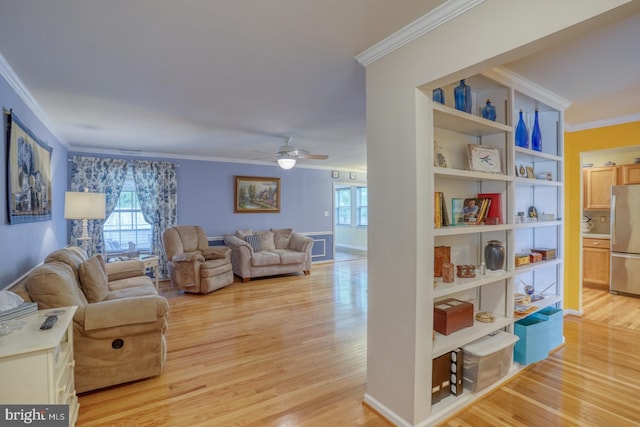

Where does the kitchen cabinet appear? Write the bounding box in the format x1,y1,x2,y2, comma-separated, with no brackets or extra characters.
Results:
620,164,640,185
583,238,610,287
583,166,617,209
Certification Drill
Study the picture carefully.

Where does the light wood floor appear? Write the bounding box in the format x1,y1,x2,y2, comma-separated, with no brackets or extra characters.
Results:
77,263,640,426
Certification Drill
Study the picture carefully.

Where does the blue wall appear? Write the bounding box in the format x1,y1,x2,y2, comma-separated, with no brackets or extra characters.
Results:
0,76,69,287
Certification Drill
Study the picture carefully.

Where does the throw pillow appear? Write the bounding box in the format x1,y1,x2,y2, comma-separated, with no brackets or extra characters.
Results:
236,229,253,239
244,234,262,252
78,255,110,303
258,230,276,251
273,228,293,249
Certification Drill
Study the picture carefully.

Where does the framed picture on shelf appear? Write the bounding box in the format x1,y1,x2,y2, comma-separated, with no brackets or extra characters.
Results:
467,145,503,174
526,166,535,178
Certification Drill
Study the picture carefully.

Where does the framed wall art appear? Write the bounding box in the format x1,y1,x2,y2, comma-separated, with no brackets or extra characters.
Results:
6,110,53,224
467,144,503,174
234,176,281,213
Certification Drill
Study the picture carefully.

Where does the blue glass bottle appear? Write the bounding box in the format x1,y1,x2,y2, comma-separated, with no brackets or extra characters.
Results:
531,109,542,151
454,80,472,113
481,99,496,121
432,88,445,104
515,110,529,148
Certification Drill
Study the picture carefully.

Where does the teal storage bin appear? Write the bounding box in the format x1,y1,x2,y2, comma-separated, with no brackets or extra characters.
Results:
537,307,563,352
514,314,549,365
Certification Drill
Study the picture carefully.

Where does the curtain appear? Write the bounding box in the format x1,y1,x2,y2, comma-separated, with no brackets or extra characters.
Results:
69,156,128,256
132,160,177,278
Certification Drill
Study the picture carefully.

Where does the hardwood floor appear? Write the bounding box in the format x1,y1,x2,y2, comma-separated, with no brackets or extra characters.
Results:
77,259,391,426
77,262,640,426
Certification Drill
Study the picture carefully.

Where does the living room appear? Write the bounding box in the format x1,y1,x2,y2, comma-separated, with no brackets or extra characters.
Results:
1,1,640,426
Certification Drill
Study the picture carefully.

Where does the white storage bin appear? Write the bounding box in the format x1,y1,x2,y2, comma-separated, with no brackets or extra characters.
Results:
462,330,519,392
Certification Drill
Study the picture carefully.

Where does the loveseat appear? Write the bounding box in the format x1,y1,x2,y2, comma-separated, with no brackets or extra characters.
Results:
14,246,169,393
223,229,313,282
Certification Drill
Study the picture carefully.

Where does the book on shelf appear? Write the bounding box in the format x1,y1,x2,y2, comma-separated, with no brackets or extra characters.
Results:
0,301,37,322
434,192,450,228
477,192,503,224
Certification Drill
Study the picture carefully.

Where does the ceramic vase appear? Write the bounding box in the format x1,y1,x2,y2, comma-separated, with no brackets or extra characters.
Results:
484,240,505,271
515,110,529,149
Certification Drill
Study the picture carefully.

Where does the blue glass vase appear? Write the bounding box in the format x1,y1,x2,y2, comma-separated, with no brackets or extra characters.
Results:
481,99,496,121
531,109,542,151
515,110,529,148
454,80,472,113
432,88,445,104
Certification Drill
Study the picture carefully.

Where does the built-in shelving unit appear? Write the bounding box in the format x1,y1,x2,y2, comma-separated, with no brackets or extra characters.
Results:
425,70,565,423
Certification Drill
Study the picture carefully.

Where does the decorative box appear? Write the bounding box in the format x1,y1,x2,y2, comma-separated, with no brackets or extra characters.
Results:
434,298,474,335
434,246,451,277
456,265,476,278
530,248,556,260
442,262,455,283
529,252,543,263
431,353,451,404
515,253,530,267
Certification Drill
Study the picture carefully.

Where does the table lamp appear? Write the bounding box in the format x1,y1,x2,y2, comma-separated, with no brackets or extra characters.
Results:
64,189,106,253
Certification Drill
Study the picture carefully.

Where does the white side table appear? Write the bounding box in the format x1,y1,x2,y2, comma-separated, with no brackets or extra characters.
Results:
0,306,79,426
141,255,160,289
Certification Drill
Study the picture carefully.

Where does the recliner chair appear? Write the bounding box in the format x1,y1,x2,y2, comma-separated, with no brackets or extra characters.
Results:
162,225,234,293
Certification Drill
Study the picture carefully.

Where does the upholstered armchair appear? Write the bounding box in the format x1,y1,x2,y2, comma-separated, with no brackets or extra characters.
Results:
162,225,234,293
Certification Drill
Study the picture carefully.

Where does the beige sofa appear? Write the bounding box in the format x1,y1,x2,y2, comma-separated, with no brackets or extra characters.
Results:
223,229,313,282
13,246,169,393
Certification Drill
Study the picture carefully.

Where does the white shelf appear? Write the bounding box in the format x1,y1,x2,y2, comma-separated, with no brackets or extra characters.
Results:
434,271,512,299
513,177,563,187
435,167,512,182
514,294,562,320
514,258,561,274
515,146,562,162
433,102,513,136
513,220,562,230
432,314,512,358
435,223,512,236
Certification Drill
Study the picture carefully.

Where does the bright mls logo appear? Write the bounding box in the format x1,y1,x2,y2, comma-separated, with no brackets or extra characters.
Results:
1,405,68,426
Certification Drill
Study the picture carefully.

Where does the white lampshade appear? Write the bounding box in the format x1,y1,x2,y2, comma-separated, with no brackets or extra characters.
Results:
277,157,296,170
64,191,106,220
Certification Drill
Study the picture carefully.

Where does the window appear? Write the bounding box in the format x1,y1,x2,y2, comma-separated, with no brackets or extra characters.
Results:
356,187,368,226
103,168,152,253
335,187,352,225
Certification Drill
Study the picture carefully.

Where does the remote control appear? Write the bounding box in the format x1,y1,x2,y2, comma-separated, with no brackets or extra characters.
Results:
40,315,58,330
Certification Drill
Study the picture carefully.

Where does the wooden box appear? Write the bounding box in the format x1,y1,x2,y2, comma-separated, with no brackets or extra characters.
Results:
529,252,543,263
434,298,474,335
456,265,476,278
434,246,451,277
515,253,530,267
531,248,556,260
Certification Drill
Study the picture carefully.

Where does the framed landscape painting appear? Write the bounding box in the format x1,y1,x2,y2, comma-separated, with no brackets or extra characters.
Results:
234,176,281,213
6,110,53,224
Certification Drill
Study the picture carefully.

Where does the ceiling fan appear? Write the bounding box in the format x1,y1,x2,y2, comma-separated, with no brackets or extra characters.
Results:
276,137,328,169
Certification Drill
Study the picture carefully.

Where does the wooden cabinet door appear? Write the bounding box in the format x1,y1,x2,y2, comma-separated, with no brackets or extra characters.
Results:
620,164,640,184
584,166,617,209
583,238,610,287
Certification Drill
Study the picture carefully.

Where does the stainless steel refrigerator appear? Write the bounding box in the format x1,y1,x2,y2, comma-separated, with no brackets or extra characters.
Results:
611,185,640,296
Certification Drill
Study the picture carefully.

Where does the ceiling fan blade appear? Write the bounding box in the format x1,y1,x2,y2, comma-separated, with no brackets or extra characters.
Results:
296,153,328,160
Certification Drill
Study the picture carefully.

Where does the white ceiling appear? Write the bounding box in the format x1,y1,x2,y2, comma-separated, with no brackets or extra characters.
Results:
0,1,638,171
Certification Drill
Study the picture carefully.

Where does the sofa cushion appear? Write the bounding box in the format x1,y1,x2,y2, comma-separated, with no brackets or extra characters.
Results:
272,228,293,249
78,255,110,303
251,251,281,267
258,231,276,251
244,234,262,252
272,249,307,265
26,261,89,309
201,258,233,277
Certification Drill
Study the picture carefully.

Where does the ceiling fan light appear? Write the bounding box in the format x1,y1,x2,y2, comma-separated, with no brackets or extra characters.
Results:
277,157,296,169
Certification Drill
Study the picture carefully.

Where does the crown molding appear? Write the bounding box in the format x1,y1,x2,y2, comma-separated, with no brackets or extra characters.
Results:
0,53,67,148
565,113,640,132
482,67,573,112
355,0,485,67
